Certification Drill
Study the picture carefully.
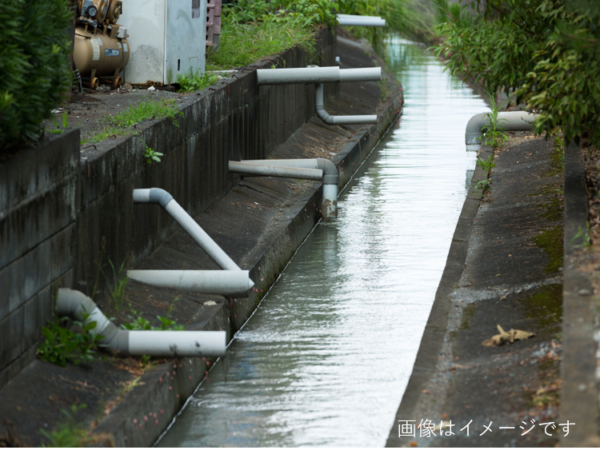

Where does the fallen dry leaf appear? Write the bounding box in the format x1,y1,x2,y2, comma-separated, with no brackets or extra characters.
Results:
482,324,535,346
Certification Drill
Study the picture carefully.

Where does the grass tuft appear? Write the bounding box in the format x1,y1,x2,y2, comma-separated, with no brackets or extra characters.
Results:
207,19,316,70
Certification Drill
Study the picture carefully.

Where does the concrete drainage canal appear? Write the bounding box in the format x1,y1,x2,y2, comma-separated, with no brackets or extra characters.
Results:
156,37,489,447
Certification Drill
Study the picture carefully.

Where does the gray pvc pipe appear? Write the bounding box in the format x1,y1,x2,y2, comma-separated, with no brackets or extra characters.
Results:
57,288,226,356
236,158,339,218
337,14,386,27
239,158,338,185
256,66,381,85
316,83,378,125
465,111,539,150
229,161,323,180
128,270,254,294
133,188,240,271
339,68,382,83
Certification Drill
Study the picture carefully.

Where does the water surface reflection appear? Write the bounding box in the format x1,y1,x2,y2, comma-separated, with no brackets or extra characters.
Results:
158,37,488,447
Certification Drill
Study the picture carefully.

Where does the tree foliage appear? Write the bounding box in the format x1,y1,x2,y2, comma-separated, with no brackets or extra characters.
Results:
0,0,72,151
432,0,600,145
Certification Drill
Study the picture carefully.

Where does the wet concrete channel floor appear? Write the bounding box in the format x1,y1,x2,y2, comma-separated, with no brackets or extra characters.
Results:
157,37,489,447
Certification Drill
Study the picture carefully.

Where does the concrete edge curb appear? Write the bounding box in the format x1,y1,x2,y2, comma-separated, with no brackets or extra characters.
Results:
91,80,404,446
385,146,493,447
560,142,600,447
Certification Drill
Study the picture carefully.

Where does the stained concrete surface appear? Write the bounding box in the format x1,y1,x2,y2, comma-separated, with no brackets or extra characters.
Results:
387,134,565,447
0,35,402,447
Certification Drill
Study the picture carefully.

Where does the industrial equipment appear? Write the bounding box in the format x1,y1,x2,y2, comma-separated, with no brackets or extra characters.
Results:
73,0,130,89
118,0,208,86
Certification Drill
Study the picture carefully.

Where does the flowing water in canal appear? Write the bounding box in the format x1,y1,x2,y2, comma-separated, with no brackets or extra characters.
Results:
158,37,488,447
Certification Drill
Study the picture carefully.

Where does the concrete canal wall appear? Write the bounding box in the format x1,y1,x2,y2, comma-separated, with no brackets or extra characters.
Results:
0,28,336,390
0,27,405,447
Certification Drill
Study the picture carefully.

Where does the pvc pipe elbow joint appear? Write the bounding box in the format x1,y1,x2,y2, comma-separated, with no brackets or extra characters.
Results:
57,289,226,357
465,111,539,146
133,188,173,208
132,188,241,272
315,83,378,125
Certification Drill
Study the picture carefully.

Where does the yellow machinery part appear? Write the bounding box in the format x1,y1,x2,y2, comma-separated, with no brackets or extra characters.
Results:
73,29,130,78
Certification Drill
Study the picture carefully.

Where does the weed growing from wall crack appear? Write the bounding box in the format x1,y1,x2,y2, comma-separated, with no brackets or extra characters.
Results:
143,144,163,164
476,155,496,172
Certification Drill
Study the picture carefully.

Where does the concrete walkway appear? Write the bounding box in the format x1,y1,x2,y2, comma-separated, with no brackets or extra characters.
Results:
387,134,564,447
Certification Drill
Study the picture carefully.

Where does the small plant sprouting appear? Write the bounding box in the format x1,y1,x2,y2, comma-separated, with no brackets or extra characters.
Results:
122,294,183,333
99,258,129,312
476,155,496,172
473,178,491,193
40,404,93,447
48,110,69,135
481,96,509,149
144,144,163,164
571,222,592,249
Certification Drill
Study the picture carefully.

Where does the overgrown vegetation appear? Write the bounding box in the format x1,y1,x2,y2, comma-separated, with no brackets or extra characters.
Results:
0,0,72,151
432,0,600,146
37,311,102,367
207,1,320,70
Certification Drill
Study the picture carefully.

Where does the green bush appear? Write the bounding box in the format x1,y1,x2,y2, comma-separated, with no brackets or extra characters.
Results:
0,0,72,151
432,0,600,146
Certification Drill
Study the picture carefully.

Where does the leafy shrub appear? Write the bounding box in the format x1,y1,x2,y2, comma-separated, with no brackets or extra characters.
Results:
432,0,600,146
177,70,219,93
0,0,72,151
37,313,103,367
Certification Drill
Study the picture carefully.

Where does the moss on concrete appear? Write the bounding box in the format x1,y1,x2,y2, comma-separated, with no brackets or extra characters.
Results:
518,283,563,329
534,225,564,274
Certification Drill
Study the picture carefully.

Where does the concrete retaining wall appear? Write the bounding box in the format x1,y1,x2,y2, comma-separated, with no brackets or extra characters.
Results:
0,29,336,388
0,129,80,386
76,28,337,297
